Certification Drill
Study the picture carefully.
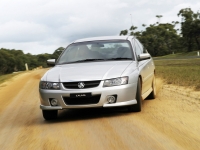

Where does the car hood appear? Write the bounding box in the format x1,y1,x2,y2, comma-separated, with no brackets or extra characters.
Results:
42,61,137,82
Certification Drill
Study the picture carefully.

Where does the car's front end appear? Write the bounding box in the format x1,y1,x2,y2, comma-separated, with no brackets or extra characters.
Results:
39,36,144,120
39,61,139,111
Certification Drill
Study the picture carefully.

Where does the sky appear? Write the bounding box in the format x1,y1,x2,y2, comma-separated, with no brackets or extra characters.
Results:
0,0,199,54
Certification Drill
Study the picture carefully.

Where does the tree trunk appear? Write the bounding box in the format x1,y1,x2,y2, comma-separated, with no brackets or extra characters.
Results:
195,36,200,50
187,36,193,52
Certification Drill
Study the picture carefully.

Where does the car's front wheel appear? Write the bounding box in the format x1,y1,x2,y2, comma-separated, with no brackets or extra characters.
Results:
42,110,58,120
128,78,142,112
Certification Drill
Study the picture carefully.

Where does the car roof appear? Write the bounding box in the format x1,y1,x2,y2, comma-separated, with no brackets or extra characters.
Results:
72,36,134,43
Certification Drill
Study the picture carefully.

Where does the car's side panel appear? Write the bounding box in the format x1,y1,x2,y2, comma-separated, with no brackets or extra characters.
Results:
131,38,155,98
138,59,150,95
141,58,154,94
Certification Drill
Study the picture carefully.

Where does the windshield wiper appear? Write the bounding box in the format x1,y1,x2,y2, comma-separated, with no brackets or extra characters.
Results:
59,58,132,65
59,59,105,64
106,58,133,60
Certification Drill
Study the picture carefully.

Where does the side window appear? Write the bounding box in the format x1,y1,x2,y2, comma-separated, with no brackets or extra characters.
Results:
133,39,142,57
136,39,145,53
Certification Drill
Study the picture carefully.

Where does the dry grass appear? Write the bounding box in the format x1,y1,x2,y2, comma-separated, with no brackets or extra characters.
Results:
0,72,24,85
154,58,200,90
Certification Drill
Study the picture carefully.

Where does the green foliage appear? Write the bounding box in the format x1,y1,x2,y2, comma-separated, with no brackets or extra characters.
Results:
129,26,137,31
0,47,65,75
139,23,181,56
119,7,200,56
52,47,65,59
178,8,200,51
119,30,128,36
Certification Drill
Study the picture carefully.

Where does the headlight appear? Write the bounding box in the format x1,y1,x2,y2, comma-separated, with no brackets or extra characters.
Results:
103,76,128,87
39,81,60,90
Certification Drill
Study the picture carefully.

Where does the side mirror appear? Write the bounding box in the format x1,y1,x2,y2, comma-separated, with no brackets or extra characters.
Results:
138,53,151,61
47,59,56,67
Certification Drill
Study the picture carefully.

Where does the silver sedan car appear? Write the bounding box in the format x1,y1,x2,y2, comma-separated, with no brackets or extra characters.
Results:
39,36,156,120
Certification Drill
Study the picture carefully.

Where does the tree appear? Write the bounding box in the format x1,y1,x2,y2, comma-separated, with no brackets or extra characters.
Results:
52,47,65,59
139,23,180,56
37,53,52,67
120,26,138,36
118,8,200,56
156,15,163,24
178,8,200,51
142,24,146,27
129,25,137,36
119,30,128,36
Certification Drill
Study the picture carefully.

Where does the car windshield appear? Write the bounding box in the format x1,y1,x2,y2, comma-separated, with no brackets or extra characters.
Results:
57,40,134,64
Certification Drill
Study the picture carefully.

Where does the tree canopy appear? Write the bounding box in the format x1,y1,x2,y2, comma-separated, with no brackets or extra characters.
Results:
0,47,65,75
119,7,200,56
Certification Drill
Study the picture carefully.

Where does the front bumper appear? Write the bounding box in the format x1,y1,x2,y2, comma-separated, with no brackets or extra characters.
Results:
40,99,137,110
39,81,137,110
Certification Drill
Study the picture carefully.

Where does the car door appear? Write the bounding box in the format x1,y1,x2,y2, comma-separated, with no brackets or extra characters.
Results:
133,39,153,95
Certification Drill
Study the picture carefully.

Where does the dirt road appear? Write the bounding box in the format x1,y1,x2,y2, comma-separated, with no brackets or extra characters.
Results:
0,69,200,150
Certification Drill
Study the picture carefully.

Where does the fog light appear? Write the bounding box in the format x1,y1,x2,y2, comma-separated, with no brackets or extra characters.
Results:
50,99,58,106
107,96,116,103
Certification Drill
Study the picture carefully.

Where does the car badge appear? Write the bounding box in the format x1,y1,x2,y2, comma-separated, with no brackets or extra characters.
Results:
78,82,85,89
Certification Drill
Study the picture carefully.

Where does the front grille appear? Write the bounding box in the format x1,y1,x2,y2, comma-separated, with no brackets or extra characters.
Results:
63,80,101,89
63,95,101,105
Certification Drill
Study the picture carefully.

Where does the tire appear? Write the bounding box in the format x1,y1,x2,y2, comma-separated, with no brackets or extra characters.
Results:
42,110,58,120
147,75,156,99
128,78,142,112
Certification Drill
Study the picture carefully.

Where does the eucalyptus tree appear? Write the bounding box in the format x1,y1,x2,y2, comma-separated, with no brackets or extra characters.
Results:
52,47,65,59
119,29,128,35
178,8,200,51
156,15,163,24
129,25,137,36
118,7,200,55
139,23,180,56
119,22,180,56
0,47,65,75
142,24,146,27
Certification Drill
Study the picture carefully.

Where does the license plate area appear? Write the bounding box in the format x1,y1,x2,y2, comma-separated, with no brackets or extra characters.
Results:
70,93,91,98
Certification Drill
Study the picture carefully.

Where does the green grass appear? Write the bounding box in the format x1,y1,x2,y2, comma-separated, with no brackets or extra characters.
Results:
155,58,200,90
0,72,24,85
154,50,200,59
